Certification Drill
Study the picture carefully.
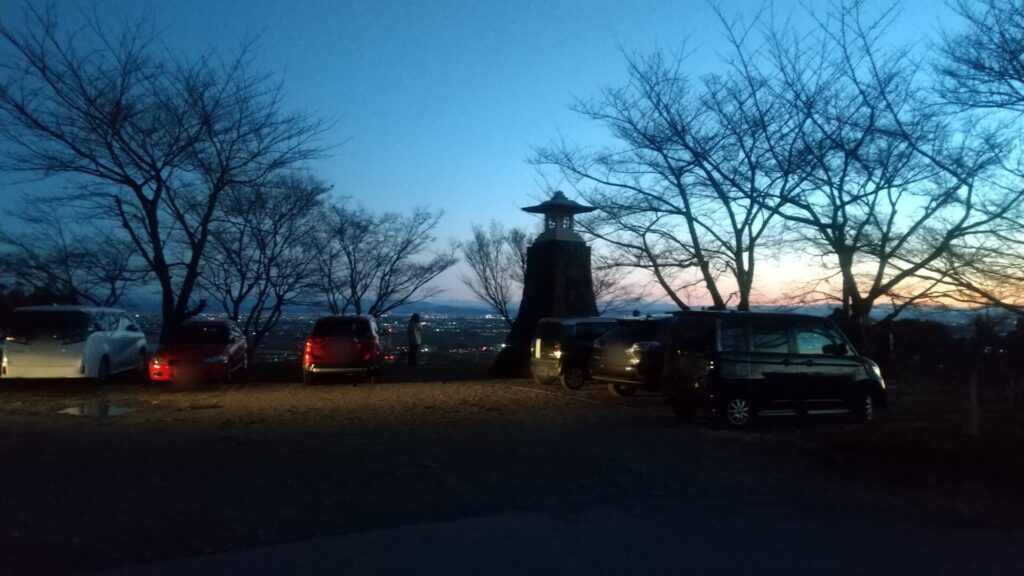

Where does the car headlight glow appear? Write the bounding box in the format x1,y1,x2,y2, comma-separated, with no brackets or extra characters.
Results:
865,359,885,388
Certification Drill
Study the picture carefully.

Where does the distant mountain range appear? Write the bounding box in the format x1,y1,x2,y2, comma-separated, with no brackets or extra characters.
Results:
116,291,1011,330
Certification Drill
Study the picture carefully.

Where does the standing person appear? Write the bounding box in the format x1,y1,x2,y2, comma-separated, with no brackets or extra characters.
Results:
407,313,422,366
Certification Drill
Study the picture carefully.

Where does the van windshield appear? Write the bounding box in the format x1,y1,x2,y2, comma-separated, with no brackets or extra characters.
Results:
9,310,91,341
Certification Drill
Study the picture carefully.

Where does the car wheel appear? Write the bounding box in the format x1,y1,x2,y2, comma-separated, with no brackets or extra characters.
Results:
303,371,317,385
723,395,755,428
223,362,233,384
135,349,148,372
856,393,876,423
670,392,698,419
560,367,585,390
607,382,637,397
241,354,249,373
95,357,111,385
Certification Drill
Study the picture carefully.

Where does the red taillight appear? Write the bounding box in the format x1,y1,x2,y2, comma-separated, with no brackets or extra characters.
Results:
304,338,323,366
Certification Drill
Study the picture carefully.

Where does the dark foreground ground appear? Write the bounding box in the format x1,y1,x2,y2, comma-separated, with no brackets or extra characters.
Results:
0,361,1022,575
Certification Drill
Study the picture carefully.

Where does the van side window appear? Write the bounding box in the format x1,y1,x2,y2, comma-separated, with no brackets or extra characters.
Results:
752,327,789,353
719,320,747,352
796,325,841,355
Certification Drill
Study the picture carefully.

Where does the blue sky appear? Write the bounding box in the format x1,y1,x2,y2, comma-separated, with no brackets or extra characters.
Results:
1,0,955,301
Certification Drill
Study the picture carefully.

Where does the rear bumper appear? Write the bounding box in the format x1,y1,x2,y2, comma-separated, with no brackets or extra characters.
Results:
305,364,376,375
150,362,228,382
529,358,560,381
589,361,652,387
2,365,86,379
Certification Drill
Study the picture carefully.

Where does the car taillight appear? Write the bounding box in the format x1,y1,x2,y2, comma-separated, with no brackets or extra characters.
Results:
304,338,323,366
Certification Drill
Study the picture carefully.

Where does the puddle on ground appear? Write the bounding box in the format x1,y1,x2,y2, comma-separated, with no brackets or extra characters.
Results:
58,399,134,417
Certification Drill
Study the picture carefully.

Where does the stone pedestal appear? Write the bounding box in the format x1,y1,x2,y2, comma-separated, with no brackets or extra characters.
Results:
491,241,598,376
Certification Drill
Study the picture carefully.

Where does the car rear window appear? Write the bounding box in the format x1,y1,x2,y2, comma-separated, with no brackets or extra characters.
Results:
312,318,371,338
175,324,230,343
574,322,617,340
9,310,91,341
603,320,670,343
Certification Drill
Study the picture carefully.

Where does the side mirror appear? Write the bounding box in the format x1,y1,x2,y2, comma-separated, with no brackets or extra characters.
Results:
822,342,848,355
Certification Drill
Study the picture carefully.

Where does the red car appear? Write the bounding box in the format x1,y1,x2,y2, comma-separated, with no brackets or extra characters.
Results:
149,320,248,383
303,315,383,384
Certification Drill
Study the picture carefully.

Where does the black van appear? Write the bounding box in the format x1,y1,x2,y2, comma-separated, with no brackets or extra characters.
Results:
591,311,887,427
530,317,619,390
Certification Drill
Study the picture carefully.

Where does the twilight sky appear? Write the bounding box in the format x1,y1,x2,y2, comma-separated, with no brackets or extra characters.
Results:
0,0,957,303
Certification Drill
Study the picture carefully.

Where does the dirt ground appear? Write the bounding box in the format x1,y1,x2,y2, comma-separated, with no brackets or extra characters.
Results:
0,361,1021,574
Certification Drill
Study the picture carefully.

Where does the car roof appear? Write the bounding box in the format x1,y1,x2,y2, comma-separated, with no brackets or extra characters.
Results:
13,305,128,314
315,315,374,322
670,310,831,322
537,316,617,325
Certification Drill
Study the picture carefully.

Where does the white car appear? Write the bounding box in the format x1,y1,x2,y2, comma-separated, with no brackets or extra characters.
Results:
1,306,148,383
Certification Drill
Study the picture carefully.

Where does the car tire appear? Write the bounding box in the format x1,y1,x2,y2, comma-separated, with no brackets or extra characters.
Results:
241,354,249,373
855,393,876,423
136,349,148,372
561,367,586,390
303,371,317,385
223,362,233,384
95,357,111,386
722,395,756,428
607,382,637,397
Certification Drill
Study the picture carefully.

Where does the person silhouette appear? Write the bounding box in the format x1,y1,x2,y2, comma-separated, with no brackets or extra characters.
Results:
407,313,422,366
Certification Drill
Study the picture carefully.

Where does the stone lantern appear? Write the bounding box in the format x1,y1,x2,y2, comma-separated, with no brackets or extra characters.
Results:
523,190,594,242
492,191,599,376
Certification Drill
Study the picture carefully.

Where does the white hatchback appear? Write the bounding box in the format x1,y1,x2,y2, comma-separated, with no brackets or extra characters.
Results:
1,306,148,383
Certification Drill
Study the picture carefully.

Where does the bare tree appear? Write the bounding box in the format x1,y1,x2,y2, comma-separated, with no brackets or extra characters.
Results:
317,205,458,317
908,0,1024,316
0,6,328,341
937,0,1024,113
591,251,645,315
707,2,1022,352
0,214,145,306
460,222,528,326
536,49,784,311
198,172,329,355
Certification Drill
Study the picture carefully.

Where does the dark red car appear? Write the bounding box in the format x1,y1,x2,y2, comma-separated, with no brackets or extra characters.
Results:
303,315,384,384
149,320,248,383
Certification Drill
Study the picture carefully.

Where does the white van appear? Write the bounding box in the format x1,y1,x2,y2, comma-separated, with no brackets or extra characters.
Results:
1,306,149,383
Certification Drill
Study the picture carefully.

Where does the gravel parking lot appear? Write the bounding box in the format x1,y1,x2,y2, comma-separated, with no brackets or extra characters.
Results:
1,365,1021,574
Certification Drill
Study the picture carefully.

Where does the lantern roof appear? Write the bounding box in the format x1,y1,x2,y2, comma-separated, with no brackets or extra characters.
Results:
521,191,595,216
